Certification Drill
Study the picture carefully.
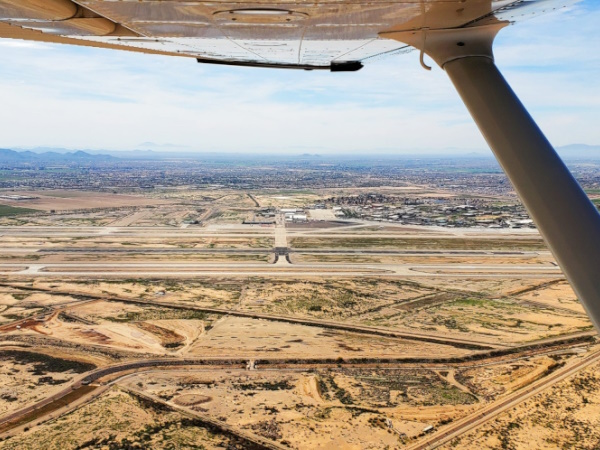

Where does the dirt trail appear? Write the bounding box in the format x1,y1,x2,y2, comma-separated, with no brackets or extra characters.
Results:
300,375,323,404
110,210,151,227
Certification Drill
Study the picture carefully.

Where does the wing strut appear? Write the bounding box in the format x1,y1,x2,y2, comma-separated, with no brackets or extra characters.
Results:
382,24,600,331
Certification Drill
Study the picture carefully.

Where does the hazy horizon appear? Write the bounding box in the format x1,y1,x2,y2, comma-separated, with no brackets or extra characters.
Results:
0,3,598,152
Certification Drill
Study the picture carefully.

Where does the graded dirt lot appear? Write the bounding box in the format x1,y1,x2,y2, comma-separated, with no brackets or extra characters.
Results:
2,300,216,356
0,190,173,212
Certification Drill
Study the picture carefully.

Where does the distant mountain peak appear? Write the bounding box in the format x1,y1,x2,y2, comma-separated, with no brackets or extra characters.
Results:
0,148,116,164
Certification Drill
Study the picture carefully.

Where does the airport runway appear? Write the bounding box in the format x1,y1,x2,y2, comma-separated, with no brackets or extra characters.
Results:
0,224,541,239
0,262,564,278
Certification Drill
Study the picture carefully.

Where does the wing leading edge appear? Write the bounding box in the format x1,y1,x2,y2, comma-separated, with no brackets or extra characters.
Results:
0,0,578,69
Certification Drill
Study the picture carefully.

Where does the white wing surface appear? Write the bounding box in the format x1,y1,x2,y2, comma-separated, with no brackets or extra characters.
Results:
0,0,578,70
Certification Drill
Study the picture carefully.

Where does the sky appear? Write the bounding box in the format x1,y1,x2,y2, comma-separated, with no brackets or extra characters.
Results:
0,1,598,154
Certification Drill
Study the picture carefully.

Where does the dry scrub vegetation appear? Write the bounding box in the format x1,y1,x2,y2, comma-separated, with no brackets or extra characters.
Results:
0,389,235,450
443,359,600,450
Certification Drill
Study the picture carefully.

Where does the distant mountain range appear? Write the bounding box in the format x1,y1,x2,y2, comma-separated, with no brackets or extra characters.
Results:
0,148,116,164
556,144,600,159
1,144,600,162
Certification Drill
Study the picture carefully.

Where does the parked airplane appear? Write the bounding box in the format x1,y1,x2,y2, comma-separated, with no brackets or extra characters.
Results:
1,0,599,329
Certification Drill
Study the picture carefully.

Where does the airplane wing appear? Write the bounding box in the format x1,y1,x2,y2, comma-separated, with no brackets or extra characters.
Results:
0,0,578,71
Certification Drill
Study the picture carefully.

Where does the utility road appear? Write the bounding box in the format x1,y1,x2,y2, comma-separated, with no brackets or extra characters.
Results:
406,349,600,450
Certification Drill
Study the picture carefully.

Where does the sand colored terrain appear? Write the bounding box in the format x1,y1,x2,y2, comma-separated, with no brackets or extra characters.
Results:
291,253,553,265
2,300,213,356
7,292,81,307
442,359,600,450
0,349,96,417
0,235,273,249
516,280,586,314
121,369,435,449
186,316,470,359
143,319,205,353
456,356,559,400
253,193,322,208
402,278,553,296
0,389,231,450
0,190,173,212
0,305,43,327
371,296,591,344
0,186,598,449
7,312,168,354
2,252,271,264
0,287,45,328
4,277,592,348
0,210,128,227
289,237,547,251
28,279,242,309
238,278,430,319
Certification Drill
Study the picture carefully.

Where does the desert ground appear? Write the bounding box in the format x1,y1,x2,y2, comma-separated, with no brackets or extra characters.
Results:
0,186,597,449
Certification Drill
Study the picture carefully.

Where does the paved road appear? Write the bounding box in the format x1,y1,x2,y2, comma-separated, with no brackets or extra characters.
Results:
0,298,98,332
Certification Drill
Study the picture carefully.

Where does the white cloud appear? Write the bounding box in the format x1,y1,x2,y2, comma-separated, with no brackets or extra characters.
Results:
0,3,598,153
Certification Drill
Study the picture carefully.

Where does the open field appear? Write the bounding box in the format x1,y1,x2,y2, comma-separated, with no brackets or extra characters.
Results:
290,237,548,251
291,253,553,265
187,315,471,359
0,270,590,348
0,205,38,217
0,191,173,212
0,388,237,450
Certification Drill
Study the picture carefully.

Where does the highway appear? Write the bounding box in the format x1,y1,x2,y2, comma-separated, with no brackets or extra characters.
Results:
0,358,285,449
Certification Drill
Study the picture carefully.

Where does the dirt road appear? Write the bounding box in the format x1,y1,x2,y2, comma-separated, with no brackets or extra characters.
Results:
407,349,600,449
